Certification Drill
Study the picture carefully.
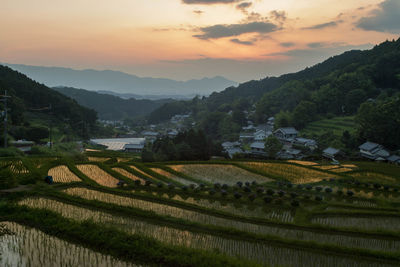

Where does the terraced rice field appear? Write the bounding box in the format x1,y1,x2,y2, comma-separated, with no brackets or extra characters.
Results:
88,157,110,162
150,168,194,185
330,167,353,173
0,222,139,267
48,165,81,183
287,160,318,166
18,198,400,259
168,164,273,185
312,216,400,232
129,165,154,179
112,167,147,182
349,172,396,184
241,162,335,183
76,164,119,187
0,160,29,175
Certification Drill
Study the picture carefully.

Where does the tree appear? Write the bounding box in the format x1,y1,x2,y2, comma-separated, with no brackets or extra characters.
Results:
275,110,292,129
291,101,317,129
264,135,283,158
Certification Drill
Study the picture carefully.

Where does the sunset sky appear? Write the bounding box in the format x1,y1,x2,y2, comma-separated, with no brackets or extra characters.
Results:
1,0,399,82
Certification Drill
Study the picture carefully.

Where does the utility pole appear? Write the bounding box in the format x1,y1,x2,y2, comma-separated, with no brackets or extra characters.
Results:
49,104,52,149
0,90,11,148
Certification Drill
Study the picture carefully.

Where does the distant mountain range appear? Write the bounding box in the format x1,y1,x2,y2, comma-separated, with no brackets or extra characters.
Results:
3,63,237,97
53,86,173,120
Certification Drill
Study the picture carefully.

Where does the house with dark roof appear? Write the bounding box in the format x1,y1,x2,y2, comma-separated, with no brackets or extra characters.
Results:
294,137,318,150
10,140,35,153
359,142,390,160
250,141,266,155
274,127,298,142
387,155,400,164
322,147,341,159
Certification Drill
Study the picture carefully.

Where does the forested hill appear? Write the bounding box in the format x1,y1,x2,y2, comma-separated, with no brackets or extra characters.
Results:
148,38,400,148
54,87,173,121
0,65,98,143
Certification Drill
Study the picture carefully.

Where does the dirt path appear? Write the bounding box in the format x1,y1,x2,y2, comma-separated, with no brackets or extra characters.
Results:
0,185,33,193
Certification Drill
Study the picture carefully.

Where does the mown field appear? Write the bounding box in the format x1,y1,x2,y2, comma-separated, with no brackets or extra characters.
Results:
1,154,400,266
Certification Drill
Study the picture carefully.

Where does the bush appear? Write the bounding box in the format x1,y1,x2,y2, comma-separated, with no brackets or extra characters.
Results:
315,186,323,192
209,189,216,195
234,192,242,199
236,181,243,187
256,187,264,194
214,183,221,189
243,186,251,193
168,183,175,190
251,181,257,186
290,192,298,198
134,180,141,186
337,190,343,195
157,182,163,188
145,180,152,186
325,187,333,193
222,184,229,190
315,195,323,201
266,189,275,196
221,189,228,196
278,190,285,197
248,194,256,201
189,184,196,190
181,185,188,191
373,183,381,189
263,196,272,203
245,182,250,187
291,200,300,207
347,190,354,197
287,183,293,188
297,184,303,190
306,185,313,190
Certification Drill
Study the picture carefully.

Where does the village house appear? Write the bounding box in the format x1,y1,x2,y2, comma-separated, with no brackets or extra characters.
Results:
387,155,400,165
141,131,159,141
254,129,272,141
359,141,390,160
250,141,266,155
274,127,298,142
293,137,318,150
167,129,179,138
322,147,341,160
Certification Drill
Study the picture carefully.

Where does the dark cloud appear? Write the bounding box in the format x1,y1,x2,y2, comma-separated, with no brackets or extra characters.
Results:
269,10,287,22
280,42,295,47
193,10,204,15
182,0,242,4
230,38,254,45
356,0,400,34
307,42,325,48
193,21,278,39
236,2,252,13
303,21,338,30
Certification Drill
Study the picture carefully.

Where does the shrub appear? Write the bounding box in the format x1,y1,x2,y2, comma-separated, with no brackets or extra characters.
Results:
266,189,275,195
278,190,285,197
274,199,283,205
189,184,196,189
243,186,251,193
384,185,389,191
337,190,343,195
315,186,323,192
0,167,16,189
303,195,311,200
263,196,272,203
234,192,242,199
290,192,298,198
329,178,335,182
182,185,188,191
168,183,175,190
287,183,293,188
214,183,221,189
306,185,313,190
256,187,264,194
324,188,333,193
236,181,243,187
145,180,152,186
134,180,141,186
297,184,303,190
245,182,250,187
315,195,323,201
157,182,163,188
248,194,256,201
347,190,354,197
251,181,257,186
291,200,300,207
209,189,216,195
221,189,228,196
222,184,229,190
199,183,205,189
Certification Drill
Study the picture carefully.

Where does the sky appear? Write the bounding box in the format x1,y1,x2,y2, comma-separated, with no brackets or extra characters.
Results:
1,0,400,82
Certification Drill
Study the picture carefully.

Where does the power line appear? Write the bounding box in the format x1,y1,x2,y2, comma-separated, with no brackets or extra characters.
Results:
0,90,11,148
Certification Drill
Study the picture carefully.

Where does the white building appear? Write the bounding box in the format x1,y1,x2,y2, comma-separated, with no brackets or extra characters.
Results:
90,138,146,152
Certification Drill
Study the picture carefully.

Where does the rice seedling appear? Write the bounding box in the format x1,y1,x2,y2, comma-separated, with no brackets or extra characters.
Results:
88,157,111,162
48,165,81,183
341,164,358,168
76,164,119,187
312,215,400,232
150,168,193,185
117,158,131,163
167,193,294,222
313,165,340,170
0,222,139,267
168,164,273,185
112,168,147,183
241,162,336,184
287,160,318,166
17,198,400,264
